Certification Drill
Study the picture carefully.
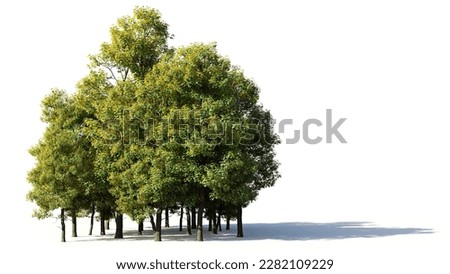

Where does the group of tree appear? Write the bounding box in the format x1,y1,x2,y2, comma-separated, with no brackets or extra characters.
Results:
27,7,280,242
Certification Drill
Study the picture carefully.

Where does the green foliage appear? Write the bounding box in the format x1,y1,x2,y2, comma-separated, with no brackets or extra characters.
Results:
27,6,280,239
90,6,171,81
27,91,92,218
142,43,280,209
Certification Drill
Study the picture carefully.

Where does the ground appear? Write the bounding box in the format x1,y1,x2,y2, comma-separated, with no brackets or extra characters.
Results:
4,212,447,274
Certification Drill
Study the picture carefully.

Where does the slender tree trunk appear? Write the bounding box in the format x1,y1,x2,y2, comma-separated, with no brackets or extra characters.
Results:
208,217,213,231
100,211,106,235
191,207,196,229
237,207,243,238
212,212,218,234
150,215,157,231
71,210,77,237
106,219,110,230
138,221,144,235
155,209,162,241
61,208,66,242
179,206,183,232
226,215,230,230
197,206,204,241
114,213,123,239
197,190,204,241
89,205,95,235
186,207,192,235
164,208,170,228
218,213,222,232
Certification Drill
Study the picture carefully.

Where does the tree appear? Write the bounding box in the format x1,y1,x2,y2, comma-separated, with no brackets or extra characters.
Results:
75,71,117,237
203,105,280,237
27,90,92,242
80,6,172,239
139,43,280,240
92,6,171,81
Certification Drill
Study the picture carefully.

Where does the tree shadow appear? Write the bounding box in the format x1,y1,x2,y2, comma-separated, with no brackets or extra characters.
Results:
73,226,197,242
72,221,433,242
215,222,433,241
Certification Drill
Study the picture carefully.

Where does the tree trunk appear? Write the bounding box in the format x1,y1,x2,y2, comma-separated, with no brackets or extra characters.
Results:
154,209,162,241
191,207,196,229
186,207,192,235
71,210,77,237
218,213,222,232
197,206,204,241
89,205,95,235
237,207,243,237
138,221,144,235
114,213,123,239
150,215,157,231
179,206,183,232
197,190,204,241
106,219,110,230
212,214,218,234
61,208,66,242
100,210,106,235
226,215,230,230
164,208,170,228
208,217,213,231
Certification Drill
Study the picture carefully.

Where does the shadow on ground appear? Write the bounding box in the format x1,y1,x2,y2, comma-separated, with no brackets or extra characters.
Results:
73,221,433,242
225,222,433,241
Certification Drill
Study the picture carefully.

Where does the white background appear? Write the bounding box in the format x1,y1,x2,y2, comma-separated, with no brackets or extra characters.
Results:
1,1,449,273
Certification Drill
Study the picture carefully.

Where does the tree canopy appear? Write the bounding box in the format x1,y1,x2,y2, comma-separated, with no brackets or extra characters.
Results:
27,6,280,242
